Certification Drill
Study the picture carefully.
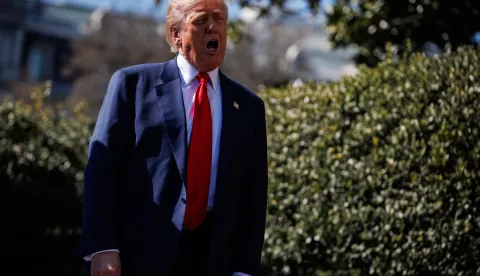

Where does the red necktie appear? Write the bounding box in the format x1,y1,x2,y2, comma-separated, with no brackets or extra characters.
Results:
184,72,212,230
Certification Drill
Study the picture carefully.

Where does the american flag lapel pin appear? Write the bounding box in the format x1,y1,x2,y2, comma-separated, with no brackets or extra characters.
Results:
233,101,239,109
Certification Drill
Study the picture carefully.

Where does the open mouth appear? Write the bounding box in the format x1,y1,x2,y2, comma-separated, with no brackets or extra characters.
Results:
206,39,219,53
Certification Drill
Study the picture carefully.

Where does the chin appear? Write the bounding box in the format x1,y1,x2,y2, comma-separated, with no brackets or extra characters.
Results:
199,55,224,72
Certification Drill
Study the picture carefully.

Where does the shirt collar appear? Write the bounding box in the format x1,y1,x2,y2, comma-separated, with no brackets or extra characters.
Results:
177,53,221,94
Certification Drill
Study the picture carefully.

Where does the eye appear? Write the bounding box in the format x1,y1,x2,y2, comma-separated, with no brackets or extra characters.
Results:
213,13,225,22
192,16,207,25
214,15,224,22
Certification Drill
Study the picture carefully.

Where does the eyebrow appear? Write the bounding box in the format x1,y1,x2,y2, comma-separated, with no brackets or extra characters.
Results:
191,9,225,16
211,9,224,15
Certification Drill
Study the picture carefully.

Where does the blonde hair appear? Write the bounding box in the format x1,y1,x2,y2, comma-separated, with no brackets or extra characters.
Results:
165,0,228,53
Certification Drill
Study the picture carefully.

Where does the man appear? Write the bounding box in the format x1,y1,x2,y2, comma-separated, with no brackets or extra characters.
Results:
77,0,268,275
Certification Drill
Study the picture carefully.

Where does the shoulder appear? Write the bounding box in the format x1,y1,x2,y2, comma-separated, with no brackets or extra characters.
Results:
115,62,166,80
107,60,174,90
104,61,173,104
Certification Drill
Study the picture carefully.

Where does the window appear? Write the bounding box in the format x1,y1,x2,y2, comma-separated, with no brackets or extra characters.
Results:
27,42,54,81
0,28,16,81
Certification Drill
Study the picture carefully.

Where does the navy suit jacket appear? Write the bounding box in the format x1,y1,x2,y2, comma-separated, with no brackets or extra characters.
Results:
78,57,268,276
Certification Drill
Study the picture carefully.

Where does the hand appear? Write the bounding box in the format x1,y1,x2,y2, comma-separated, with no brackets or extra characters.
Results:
91,251,121,276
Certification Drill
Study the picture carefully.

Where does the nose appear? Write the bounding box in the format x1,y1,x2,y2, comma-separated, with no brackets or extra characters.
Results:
206,17,219,34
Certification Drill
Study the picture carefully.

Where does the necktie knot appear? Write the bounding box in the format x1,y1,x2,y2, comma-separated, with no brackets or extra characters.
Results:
196,72,211,83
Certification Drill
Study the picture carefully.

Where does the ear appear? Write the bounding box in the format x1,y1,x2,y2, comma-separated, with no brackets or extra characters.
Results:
171,25,182,46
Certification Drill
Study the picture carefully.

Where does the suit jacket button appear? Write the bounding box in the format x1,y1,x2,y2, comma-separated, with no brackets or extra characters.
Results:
181,198,186,204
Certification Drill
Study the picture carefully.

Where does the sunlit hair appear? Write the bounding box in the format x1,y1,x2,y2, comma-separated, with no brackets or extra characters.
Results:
165,0,228,53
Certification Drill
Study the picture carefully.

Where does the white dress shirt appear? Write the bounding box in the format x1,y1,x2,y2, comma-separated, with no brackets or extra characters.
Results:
86,55,249,276
177,53,222,211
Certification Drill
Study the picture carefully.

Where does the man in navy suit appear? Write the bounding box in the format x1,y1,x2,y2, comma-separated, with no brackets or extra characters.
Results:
77,0,268,275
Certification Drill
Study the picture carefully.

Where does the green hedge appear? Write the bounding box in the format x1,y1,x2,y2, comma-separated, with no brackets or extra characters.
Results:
2,47,479,275
261,47,480,275
1,86,91,275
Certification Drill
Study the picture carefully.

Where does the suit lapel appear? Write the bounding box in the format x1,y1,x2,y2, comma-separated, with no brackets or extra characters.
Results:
154,58,188,185
213,72,239,209
153,63,239,201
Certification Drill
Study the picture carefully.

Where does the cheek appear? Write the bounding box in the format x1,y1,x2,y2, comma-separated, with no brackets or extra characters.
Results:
191,33,205,48
182,29,197,44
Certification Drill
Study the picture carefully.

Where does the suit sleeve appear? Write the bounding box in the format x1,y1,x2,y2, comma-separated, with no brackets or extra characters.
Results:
78,69,133,257
233,100,268,275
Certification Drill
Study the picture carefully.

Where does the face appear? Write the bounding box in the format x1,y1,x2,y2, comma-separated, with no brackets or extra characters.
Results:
172,0,227,72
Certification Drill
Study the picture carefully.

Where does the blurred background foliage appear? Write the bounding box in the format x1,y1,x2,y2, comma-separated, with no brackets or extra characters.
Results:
261,46,480,275
1,84,92,274
2,46,479,275
326,0,480,66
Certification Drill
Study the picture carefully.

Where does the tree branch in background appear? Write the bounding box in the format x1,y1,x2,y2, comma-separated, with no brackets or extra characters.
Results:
326,0,480,66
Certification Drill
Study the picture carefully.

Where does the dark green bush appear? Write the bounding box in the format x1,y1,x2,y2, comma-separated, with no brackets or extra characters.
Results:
1,85,92,275
261,47,480,275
